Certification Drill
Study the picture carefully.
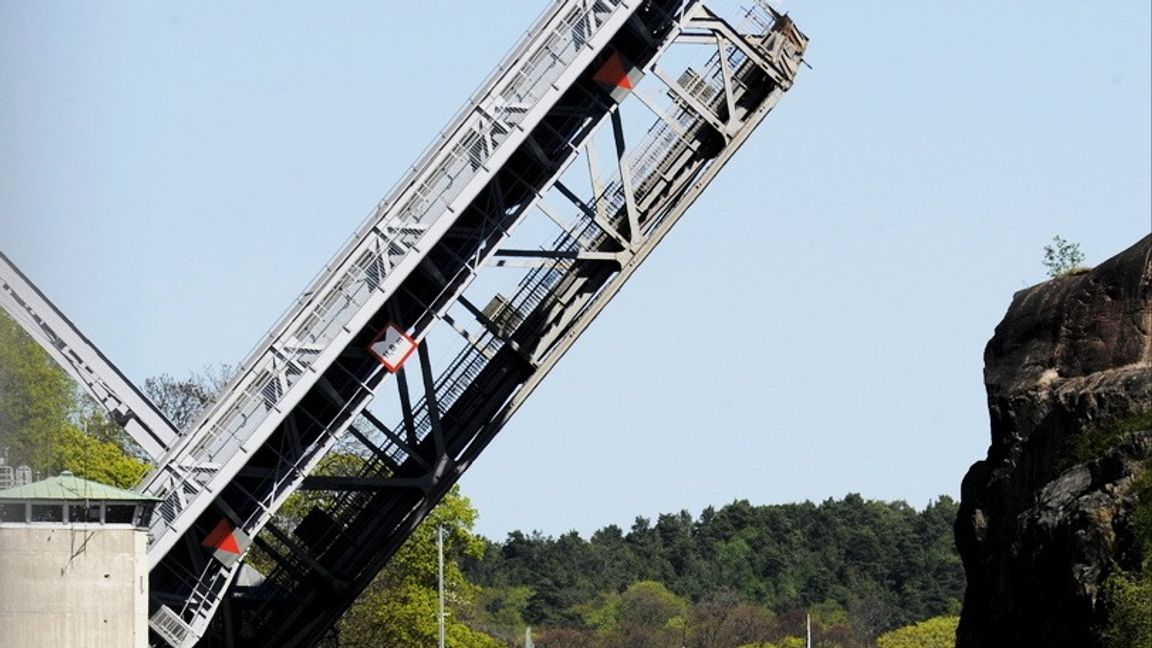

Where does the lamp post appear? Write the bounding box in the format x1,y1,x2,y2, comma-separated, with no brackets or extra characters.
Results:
438,525,446,648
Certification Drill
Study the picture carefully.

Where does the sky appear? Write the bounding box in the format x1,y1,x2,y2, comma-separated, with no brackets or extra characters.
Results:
2,1,1149,541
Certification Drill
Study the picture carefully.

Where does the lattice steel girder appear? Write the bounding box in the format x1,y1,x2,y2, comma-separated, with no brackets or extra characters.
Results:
141,1,658,576
196,4,807,647
147,3,699,646
143,0,643,571
0,252,179,460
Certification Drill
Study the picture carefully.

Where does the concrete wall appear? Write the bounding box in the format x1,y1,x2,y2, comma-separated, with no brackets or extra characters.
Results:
0,524,148,648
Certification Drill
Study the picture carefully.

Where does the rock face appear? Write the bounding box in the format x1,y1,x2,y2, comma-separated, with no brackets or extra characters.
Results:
955,235,1152,648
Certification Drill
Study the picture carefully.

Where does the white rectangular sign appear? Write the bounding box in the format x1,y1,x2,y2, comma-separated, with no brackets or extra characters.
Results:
368,323,417,373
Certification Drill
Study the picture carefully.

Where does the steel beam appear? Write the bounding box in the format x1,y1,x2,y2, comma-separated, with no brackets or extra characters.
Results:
0,252,179,460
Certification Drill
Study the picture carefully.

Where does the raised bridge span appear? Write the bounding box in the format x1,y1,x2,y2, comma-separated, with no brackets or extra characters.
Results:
1,1,806,645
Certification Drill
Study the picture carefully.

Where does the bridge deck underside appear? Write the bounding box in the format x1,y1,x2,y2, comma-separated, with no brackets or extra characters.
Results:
146,2,806,646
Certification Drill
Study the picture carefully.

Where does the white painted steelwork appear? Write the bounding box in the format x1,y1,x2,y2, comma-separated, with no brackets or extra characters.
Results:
0,252,179,460
0,1,807,645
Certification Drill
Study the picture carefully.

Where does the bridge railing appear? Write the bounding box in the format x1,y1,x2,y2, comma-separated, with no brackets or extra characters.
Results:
143,0,642,560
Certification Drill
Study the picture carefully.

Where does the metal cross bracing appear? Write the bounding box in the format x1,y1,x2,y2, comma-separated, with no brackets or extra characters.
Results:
143,0,634,562
143,1,649,643
0,2,807,647
0,0,806,645
150,1,805,646
145,1,807,646
0,252,180,460
0,0,805,646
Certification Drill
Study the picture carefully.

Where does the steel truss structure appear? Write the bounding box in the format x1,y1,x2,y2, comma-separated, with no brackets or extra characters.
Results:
0,253,180,460
0,1,806,646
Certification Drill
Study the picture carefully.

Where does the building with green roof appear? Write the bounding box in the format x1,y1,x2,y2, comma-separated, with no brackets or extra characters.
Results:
0,469,158,527
0,471,154,647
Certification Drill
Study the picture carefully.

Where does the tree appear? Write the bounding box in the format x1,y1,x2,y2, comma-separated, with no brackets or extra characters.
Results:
603,581,689,648
573,589,623,633
1103,568,1152,648
0,311,147,487
335,486,503,647
47,424,149,487
1103,474,1152,648
1042,235,1086,278
137,367,508,646
618,581,686,629
739,638,805,648
875,615,958,648
142,365,231,431
473,585,535,643
465,494,964,642
535,625,597,647
689,592,779,648
0,310,75,468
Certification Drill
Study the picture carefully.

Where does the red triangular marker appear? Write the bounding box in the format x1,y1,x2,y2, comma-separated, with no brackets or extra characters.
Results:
202,518,242,555
593,52,633,90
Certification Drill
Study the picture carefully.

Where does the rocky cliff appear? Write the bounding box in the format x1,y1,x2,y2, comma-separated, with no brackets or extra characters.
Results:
955,235,1152,647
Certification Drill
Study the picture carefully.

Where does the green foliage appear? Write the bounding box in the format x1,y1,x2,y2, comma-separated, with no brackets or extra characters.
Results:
1133,458,1152,561
809,600,850,628
1102,568,1152,648
595,581,690,648
467,494,963,644
740,637,805,648
142,365,231,431
0,311,147,487
688,592,778,648
875,615,958,648
340,580,502,648
47,424,148,488
474,585,535,643
1057,411,1152,473
274,452,369,524
335,486,502,647
618,580,687,628
0,308,969,645
1,311,75,466
1042,235,1087,278
574,590,622,632
1102,441,1152,648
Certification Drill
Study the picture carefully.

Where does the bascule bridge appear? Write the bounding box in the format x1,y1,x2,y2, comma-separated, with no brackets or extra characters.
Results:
0,1,807,645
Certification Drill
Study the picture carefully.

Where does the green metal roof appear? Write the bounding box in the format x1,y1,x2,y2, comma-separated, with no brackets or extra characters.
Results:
0,471,159,502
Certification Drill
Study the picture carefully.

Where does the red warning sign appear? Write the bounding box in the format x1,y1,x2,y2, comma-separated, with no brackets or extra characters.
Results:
367,322,417,373
203,519,242,555
202,518,251,567
593,51,643,102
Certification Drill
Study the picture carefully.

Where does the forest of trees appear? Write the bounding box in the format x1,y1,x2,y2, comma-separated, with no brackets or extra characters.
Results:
0,310,964,647
462,495,962,647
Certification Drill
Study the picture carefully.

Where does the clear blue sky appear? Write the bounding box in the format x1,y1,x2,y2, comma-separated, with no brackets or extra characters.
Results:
2,1,1149,540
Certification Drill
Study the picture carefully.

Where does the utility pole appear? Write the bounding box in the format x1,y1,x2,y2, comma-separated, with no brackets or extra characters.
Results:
438,525,446,648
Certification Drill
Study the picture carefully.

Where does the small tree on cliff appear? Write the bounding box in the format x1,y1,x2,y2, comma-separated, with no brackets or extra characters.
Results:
1042,235,1086,277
